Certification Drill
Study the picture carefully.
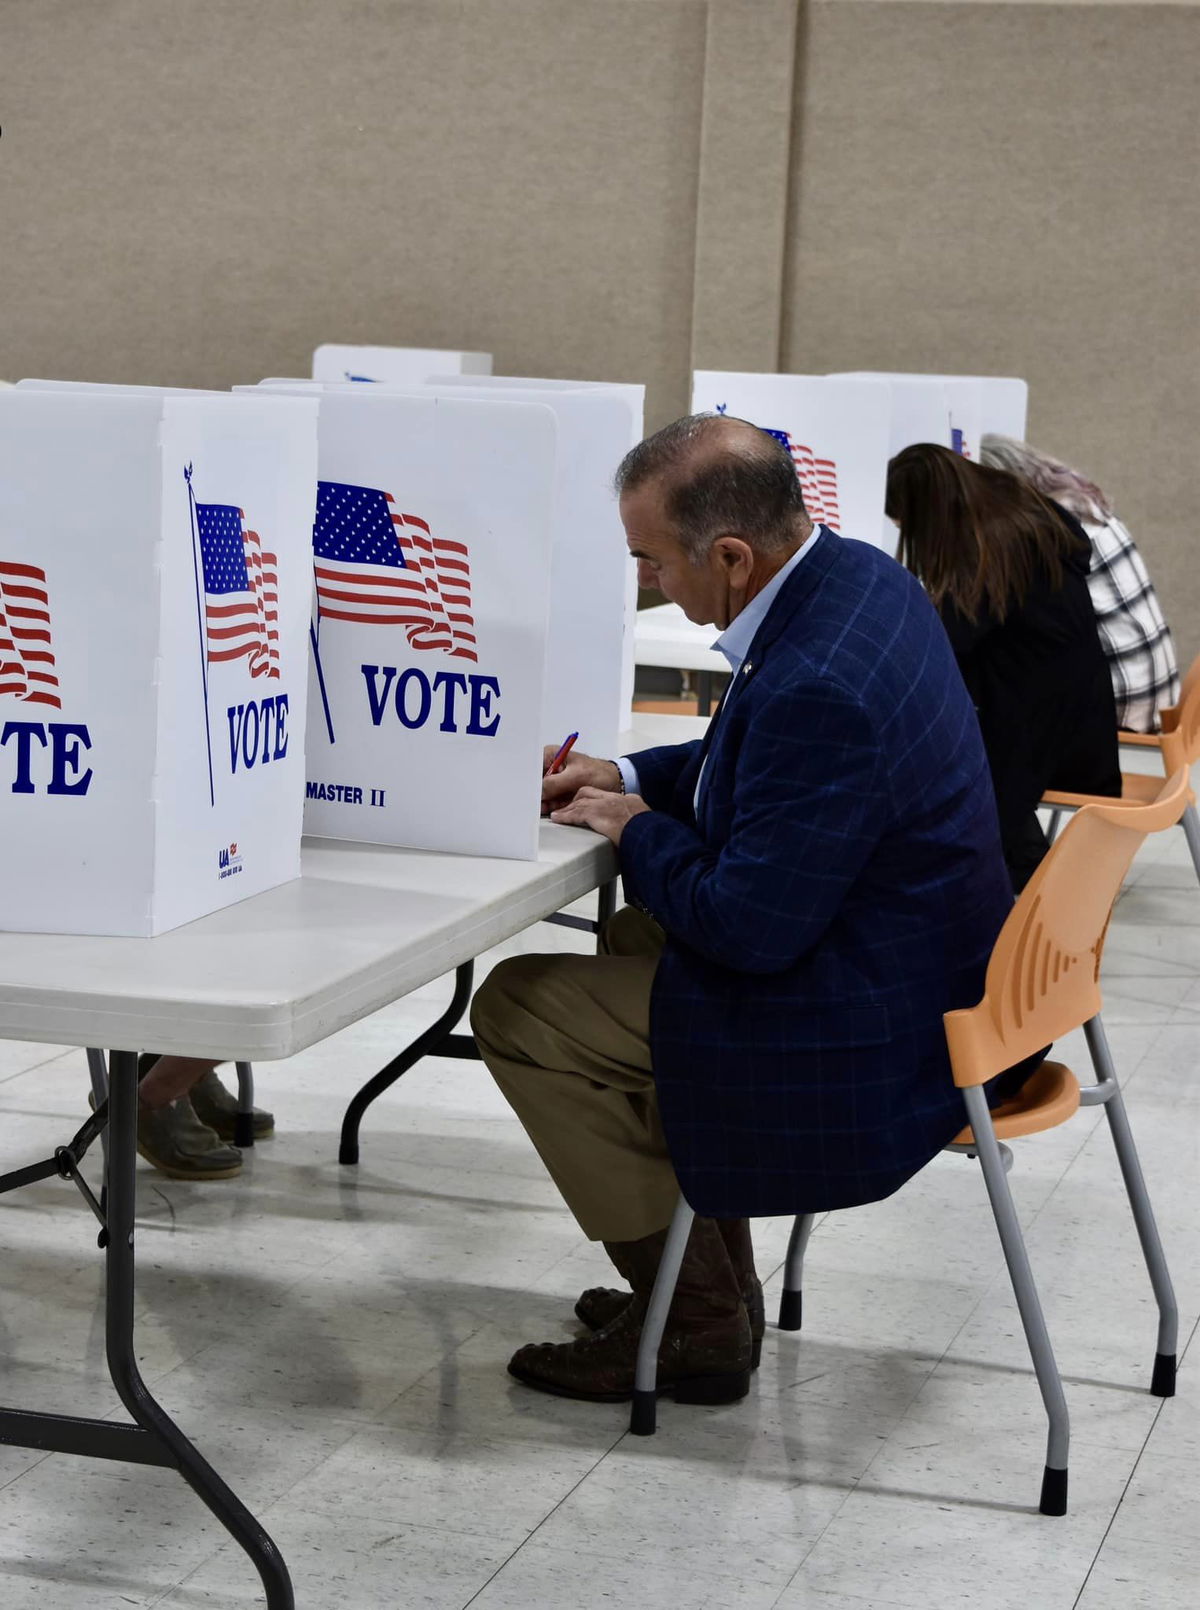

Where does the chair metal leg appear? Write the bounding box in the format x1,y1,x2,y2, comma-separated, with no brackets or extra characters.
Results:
1045,808,1064,844
779,1213,814,1330
233,1062,256,1149
961,1083,1070,1515
1083,1017,1178,1394
630,1196,695,1436
1180,803,1200,889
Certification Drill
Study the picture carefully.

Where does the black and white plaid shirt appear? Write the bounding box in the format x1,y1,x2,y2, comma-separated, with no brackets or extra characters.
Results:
1084,513,1180,733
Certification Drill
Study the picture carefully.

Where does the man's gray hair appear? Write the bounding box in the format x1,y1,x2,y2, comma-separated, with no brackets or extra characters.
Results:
980,433,1113,524
615,413,810,561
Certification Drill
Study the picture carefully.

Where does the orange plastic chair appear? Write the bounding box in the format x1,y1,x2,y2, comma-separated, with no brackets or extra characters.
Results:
1043,654,1200,878
631,771,1187,1520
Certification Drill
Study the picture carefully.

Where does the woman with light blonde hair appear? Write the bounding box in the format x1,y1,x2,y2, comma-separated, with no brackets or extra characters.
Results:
980,434,1178,732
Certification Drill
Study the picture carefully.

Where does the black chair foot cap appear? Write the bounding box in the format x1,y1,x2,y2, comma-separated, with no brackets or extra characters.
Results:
1039,1465,1068,1516
338,1144,360,1165
234,1115,256,1149
629,1390,657,1436
1151,1352,1177,1398
778,1289,803,1331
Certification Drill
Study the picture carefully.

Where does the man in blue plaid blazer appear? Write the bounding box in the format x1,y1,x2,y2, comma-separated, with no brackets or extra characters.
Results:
471,414,1016,1407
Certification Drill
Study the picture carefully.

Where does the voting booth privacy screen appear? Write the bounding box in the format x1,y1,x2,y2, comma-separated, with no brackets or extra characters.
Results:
691,373,892,551
255,384,557,861
312,345,492,385
831,373,1029,461
431,373,644,736
0,387,317,936
320,377,639,759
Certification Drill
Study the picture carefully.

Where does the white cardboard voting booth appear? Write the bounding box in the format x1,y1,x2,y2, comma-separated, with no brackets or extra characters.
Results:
251,384,557,861
317,378,639,758
832,373,1029,459
312,345,492,385
691,372,892,551
432,374,644,733
1,385,317,936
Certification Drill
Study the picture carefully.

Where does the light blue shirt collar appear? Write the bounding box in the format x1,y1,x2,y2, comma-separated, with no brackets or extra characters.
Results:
711,534,814,675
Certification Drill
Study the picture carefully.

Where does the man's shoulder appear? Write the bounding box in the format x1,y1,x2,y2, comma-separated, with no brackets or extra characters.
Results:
744,532,970,760
786,529,924,619
822,529,917,594
766,531,943,675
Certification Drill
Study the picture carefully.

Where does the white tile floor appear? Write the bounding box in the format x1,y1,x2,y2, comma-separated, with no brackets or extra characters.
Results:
1,817,1198,1608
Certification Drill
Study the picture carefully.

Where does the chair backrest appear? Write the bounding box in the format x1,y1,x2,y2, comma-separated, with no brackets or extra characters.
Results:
1158,653,1200,772
944,769,1189,1087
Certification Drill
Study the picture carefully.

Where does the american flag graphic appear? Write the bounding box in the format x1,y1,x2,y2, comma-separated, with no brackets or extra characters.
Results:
196,503,280,680
0,561,61,709
762,428,841,530
312,480,477,661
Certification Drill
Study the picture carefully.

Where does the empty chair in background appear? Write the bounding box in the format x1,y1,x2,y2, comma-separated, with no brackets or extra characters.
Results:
980,433,1179,734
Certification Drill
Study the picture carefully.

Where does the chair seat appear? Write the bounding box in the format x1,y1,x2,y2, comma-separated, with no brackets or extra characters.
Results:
952,1059,1080,1144
1044,771,1191,811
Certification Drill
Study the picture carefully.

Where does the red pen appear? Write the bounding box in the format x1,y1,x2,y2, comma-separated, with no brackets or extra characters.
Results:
546,731,579,775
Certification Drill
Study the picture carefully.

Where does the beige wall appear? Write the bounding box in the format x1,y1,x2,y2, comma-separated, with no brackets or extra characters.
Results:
3,0,1198,654
1,0,793,432
786,1,1200,662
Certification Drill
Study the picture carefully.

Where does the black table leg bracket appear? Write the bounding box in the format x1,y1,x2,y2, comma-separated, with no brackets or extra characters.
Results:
0,1409,177,1466
544,911,601,935
0,1099,110,1202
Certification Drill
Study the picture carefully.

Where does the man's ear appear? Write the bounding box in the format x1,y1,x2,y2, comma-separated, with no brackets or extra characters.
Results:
713,536,754,577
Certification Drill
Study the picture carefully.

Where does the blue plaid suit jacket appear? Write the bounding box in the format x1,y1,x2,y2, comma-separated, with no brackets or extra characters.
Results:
619,528,1015,1217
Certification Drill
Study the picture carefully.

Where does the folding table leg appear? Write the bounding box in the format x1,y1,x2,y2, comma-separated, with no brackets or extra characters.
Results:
595,877,617,941
85,1048,110,1169
341,879,619,1166
234,1061,257,1149
339,962,476,1164
105,1050,295,1608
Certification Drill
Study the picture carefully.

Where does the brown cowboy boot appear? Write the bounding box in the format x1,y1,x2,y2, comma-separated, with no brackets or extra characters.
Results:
575,1218,765,1367
508,1216,752,1403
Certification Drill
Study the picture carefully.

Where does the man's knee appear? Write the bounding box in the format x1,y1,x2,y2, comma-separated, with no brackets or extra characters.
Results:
601,904,665,959
470,954,555,1055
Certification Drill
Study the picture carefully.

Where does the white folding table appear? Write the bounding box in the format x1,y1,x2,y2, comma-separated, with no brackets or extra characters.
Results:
0,823,618,1609
634,601,727,715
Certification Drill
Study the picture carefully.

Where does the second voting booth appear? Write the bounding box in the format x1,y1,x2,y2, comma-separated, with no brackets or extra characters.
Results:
254,383,558,862
831,372,1030,460
691,372,893,549
1,385,317,936
325,374,641,759
431,373,643,745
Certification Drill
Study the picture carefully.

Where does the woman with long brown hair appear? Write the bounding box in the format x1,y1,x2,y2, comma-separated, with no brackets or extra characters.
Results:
886,443,1120,890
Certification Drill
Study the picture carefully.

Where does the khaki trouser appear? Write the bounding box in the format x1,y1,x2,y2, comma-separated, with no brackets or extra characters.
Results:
469,905,680,1241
